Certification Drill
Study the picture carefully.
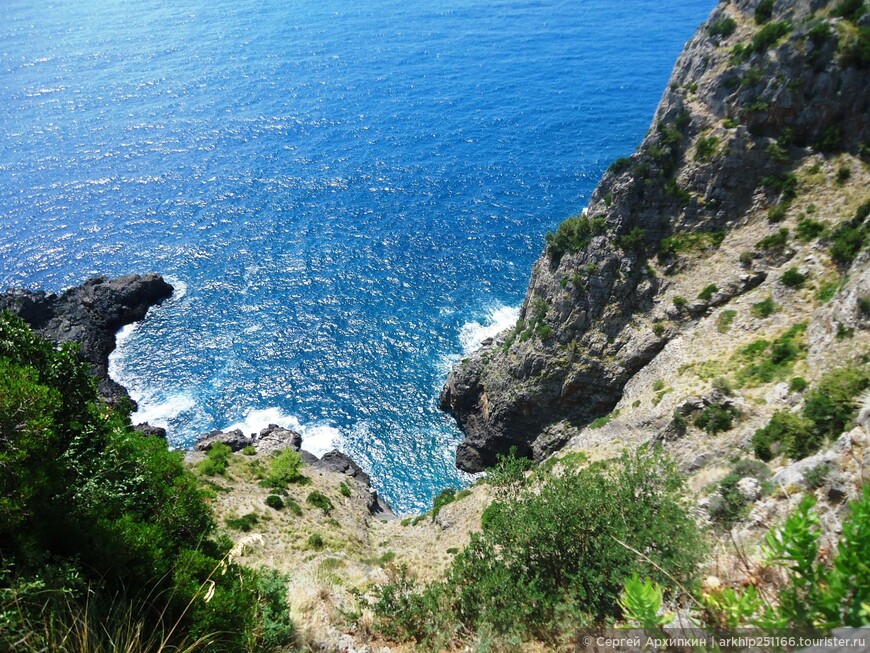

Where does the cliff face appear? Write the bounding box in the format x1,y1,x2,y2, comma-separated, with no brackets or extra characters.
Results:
441,0,870,471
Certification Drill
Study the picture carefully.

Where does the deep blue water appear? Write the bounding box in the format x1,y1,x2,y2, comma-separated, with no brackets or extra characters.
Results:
0,0,713,512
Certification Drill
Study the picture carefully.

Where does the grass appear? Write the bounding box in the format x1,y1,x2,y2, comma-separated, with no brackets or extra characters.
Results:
717,309,737,333
589,409,620,429
735,323,807,387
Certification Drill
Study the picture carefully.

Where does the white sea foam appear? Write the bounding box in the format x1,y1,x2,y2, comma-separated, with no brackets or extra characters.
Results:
458,304,520,353
133,393,197,427
222,407,341,456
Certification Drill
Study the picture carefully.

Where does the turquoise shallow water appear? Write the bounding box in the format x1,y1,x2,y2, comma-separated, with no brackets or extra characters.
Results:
0,0,713,512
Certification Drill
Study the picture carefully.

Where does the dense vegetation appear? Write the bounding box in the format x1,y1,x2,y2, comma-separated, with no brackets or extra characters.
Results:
365,448,705,649
0,313,293,652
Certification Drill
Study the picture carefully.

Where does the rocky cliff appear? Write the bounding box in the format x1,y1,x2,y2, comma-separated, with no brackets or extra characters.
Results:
441,0,870,471
0,274,174,405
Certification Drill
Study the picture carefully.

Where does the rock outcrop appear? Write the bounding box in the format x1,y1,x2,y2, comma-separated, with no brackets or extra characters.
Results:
0,274,174,406
441,0,870,471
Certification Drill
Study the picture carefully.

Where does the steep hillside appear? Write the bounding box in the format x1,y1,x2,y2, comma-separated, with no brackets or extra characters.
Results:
441,0,870,472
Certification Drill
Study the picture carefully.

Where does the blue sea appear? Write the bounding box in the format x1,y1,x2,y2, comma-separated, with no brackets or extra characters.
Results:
0,0,713,512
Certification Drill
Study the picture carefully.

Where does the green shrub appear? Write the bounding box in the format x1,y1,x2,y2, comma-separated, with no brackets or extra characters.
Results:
306,490,333,514
673,296,688,310
198,442,232,476
789,376,808,393
796,217,826,241
698,284,718,301
780,267,807,288
814,124,843,152
339,481,352,497
652,320,667,336
265,448,304,487
708,459,771,527
708,16,737,38
828,200,870,265
589,409,620,429
618,227,647,252
736,323,806,386
803,462,832,489
752,410,816,461
717,309,737,333
286,497,303,516
608,157,632,174
755,0,774,24
757,228,789,251
265,494,285,510
836,166,852,185
431,487,457,519
308,533,324,549
859,296,870,317
242,444,256,455
695,135,719,161
768,203,788,223
695,403,739,434
658,230,725,260
833,0,866,21
842,26,870,68
751,296,778,318
545,213,607,258
226,512,260,532
369,449,704,644
751,21,791,52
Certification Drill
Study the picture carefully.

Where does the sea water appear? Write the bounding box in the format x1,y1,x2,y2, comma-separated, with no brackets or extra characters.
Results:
0,0,713,512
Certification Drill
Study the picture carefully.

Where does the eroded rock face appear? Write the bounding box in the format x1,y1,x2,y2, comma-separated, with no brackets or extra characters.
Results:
441,0,870,472
0,274,174,406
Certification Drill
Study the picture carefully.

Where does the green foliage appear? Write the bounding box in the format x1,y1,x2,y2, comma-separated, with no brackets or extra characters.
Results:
0,313,289,651
815,124,843,152
241,444,256,455
789,376,808,393
833,0,867,21
717,309,737,333
751,21,792,52
486,447,533,501
695,135,719,161
842,27,870,68
308,533,324,549
707,459,771,527
753,366,870,460
431,487,457,520
698,284,718,301
695,403,739,434
736,323,806,386
608,157,632,174
226,512,259,532
780,267,807,288
836,166,852,185
589,409,620,429
368,449,704,646
803,462,832,489
199,442,232,476
545,213,606,258
265,494,284,510
658,230,725,261
619,575,673,628
339,481,352,497
265,448,304,487
768,203,788,223
307,490,333,514
708,16,737,38
757,227,789,251
796,217,827,241
617,227,647,253
755,0,775,24
828,199,870,266
285,497,303,516
672,295,688,310
762,172,798,202
751,296,778,318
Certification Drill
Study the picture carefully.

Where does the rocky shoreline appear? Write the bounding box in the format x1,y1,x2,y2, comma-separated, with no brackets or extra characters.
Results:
1,273,394,518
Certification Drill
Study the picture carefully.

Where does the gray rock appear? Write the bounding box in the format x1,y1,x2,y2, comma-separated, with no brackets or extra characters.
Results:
194,429,252,452
313,450,396,520
133,423,167,439
254,424,302,455
736,477,762,502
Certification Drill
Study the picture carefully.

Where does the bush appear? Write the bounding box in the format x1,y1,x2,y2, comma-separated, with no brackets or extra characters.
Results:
545,213,607,259
307,490,333,514
842,26,870,69
780,267,807,288
789,376,808,393
242,444,256,455
698,284,718,301
695,403,739,434
266,448,304,487
708,15,737,38
736,323,806,386
339,481,352,497
796,217,826,241
265,494,285,510
828,200,869,265
308,533,324,549
226,512,260,532
368,449,704,645
717,309,737,333
757,228,789,251
755,0,774,24
751,21,791,52
751,296,778,318
695,135,719,161
618,227,647,253
708,459,771,527
752,410,816,461
431,487,457,519
198,442,232,476
833,0,866,21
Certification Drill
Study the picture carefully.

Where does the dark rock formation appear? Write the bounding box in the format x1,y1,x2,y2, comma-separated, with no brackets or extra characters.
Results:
134,423,168,439
194,429,252,452
441,0,870,472
0,274,173,406
313,450,396,519
254,424,303,455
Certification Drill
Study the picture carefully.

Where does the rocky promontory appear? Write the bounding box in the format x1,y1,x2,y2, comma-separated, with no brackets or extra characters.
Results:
442,0,870,471
0,274,173,405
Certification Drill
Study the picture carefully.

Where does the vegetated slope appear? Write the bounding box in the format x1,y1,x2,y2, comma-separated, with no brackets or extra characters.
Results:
441,0,870,472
